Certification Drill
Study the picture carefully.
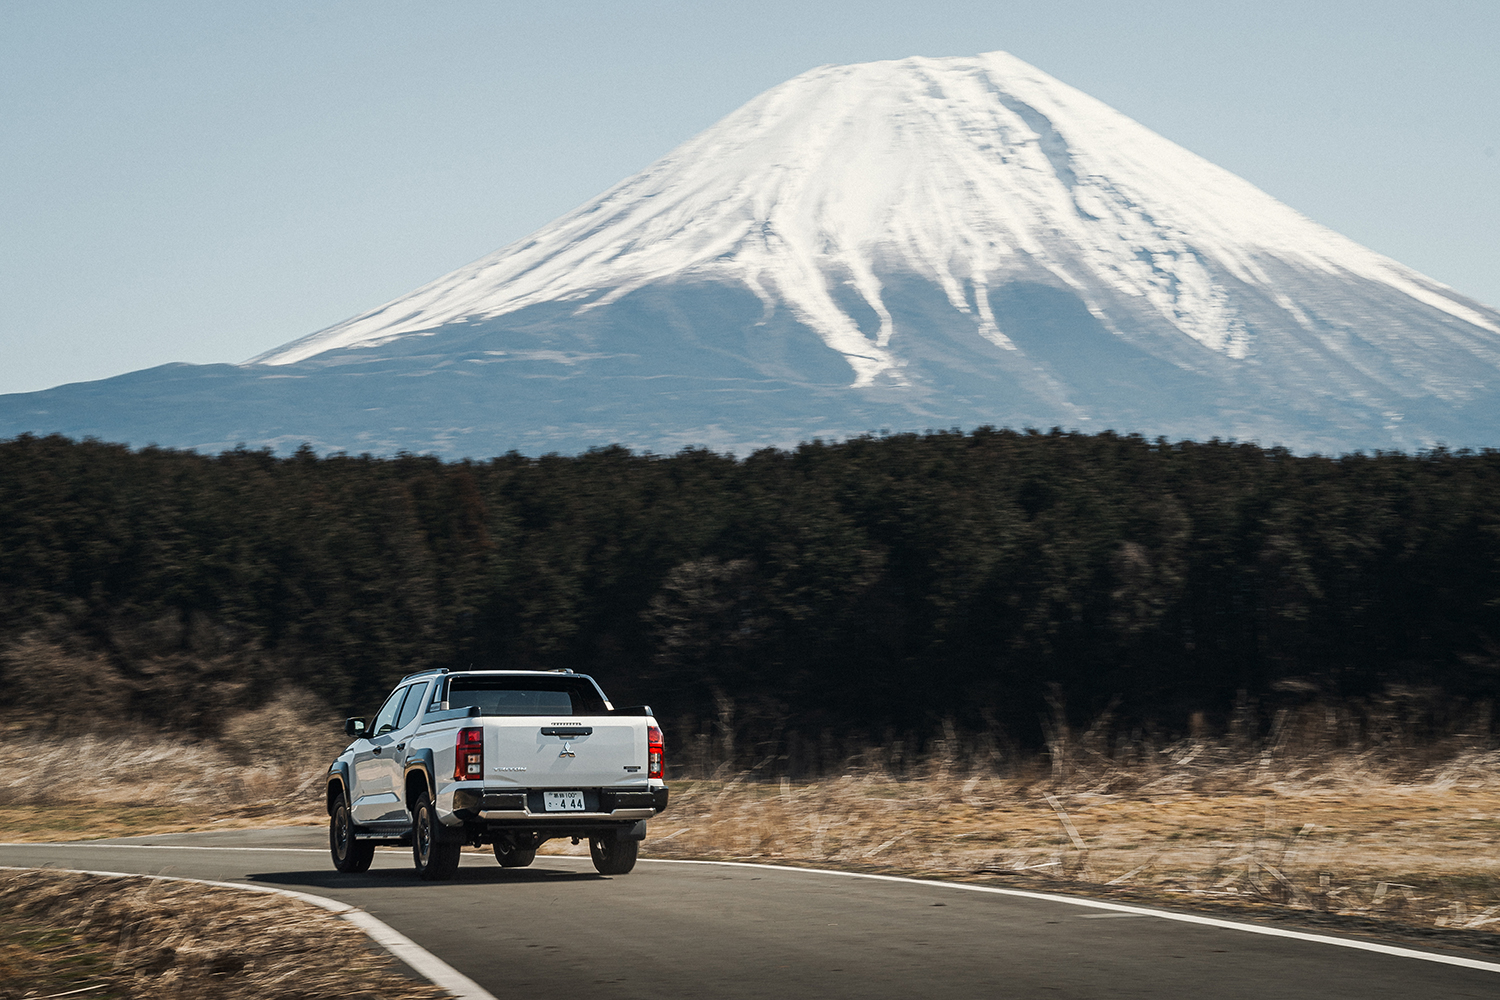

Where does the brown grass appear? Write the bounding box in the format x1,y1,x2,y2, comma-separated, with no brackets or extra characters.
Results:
0,692,342,842
3,698,1498,948
0,868,444,1000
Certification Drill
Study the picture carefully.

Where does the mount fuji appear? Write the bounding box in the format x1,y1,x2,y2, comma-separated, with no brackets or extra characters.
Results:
6,52,1499,456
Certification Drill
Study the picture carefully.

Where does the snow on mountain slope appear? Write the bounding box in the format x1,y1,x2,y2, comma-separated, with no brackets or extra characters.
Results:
250,50,1498,401
7,51,1497,458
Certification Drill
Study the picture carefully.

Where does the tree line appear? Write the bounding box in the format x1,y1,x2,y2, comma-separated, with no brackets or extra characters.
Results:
1,430,1496,761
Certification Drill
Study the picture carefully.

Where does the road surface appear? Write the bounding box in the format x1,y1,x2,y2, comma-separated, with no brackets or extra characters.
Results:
1,829,1495,999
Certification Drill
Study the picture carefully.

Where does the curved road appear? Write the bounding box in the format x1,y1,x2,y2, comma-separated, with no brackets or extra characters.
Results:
1,829,1495,999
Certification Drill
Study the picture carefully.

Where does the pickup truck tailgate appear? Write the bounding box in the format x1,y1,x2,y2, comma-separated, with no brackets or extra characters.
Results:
488,717,644,788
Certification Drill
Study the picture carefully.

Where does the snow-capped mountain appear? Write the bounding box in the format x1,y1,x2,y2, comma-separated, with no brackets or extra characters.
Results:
5,52,1499,456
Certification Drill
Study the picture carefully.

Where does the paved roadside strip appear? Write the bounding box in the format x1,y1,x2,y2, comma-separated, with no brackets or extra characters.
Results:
0,862,498,1000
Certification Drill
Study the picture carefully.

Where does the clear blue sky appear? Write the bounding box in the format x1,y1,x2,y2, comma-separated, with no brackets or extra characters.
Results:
3,1,1496,396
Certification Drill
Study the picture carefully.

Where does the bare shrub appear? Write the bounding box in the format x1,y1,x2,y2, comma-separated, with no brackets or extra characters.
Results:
0,614,291,737
1,633,127,727
218,688,346,767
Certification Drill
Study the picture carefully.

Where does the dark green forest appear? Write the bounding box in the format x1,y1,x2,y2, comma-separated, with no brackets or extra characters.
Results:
2,430,1497,765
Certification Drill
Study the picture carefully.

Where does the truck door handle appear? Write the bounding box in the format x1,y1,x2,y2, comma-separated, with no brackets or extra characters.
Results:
372,746,383,755
396,743,406,751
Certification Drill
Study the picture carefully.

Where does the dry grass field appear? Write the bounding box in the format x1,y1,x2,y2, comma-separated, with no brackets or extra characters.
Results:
2,695,1498,971
0,692,342,841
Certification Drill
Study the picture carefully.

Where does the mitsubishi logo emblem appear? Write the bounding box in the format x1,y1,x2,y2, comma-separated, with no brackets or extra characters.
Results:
559,741,576,758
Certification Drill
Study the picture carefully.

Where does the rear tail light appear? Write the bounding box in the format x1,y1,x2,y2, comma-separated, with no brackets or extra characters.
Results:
647,724,664,779
455,727,483,781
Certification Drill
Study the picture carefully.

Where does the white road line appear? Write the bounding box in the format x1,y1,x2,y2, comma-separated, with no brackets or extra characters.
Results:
641,859,1500,975
0,865,497,1000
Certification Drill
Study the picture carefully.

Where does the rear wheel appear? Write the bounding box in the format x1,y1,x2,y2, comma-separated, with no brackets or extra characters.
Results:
412,794,461,880
589,832,638,875
494,843,537,868
330,798,375,873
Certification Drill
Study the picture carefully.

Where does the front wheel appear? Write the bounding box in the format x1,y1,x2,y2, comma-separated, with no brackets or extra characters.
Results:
412,794,461,880
330,798,375,873
589,833,638,875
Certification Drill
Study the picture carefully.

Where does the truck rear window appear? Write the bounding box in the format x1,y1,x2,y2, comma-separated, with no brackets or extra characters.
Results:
441,675,607,716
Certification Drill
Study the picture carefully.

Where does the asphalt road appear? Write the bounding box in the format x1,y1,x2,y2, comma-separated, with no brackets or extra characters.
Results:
1,829,1496,999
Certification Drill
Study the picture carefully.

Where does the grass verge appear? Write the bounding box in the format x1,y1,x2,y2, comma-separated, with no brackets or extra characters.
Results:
0,869,445,1000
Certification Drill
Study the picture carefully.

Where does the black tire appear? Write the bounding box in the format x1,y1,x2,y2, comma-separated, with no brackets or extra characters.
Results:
330,798,375,873
494,843,537,868
412,794,462,880
589,832,639,875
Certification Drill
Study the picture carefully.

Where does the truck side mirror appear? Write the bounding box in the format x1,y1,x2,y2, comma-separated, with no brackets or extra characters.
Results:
345,717,368,738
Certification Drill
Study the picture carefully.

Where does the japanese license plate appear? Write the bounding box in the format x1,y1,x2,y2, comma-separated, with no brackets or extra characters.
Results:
544,790,586,812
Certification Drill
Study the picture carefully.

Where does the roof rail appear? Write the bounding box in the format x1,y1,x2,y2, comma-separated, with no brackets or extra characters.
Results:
398,667,450,683
398,666,575,678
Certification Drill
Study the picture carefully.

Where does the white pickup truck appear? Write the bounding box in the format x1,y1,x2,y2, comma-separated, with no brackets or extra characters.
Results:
326,668,668,879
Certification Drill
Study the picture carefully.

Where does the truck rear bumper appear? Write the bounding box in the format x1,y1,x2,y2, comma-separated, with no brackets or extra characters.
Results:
478,808,655,822
452,786,668,822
